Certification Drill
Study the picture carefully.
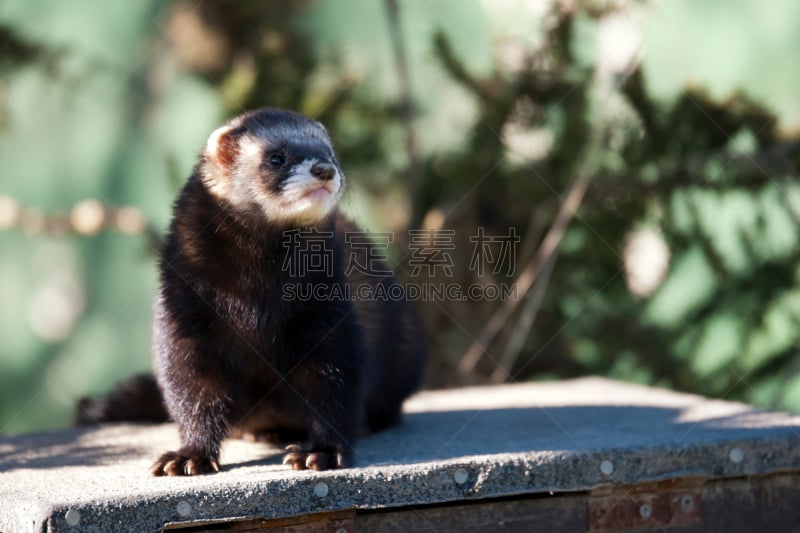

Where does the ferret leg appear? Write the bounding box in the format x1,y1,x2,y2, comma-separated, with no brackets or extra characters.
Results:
282,361,360,471
150,399,229,476
151,385,231,476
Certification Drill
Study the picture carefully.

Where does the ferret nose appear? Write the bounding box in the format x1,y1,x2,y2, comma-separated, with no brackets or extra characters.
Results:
310,161,336,181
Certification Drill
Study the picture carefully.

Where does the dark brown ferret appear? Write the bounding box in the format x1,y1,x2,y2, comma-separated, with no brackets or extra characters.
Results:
77,109,427,476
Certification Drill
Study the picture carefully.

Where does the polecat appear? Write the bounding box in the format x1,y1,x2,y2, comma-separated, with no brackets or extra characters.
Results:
77,108,427,476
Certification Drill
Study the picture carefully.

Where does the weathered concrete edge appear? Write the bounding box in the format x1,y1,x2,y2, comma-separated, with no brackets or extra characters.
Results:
3,496,52,533
34,435,800,533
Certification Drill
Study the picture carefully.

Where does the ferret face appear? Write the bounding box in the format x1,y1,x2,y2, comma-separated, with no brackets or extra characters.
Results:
201,109,345,226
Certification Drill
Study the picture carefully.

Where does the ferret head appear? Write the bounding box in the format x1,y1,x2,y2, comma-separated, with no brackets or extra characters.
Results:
201,108,344,226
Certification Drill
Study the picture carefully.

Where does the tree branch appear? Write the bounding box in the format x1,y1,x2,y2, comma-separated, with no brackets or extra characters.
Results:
384,0,422,227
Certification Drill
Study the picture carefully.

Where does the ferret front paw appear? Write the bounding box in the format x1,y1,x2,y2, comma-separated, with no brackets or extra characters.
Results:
282,444,352,471
150,449,221,476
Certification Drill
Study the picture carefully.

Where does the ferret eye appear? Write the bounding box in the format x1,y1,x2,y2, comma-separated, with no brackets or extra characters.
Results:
268,154,287,168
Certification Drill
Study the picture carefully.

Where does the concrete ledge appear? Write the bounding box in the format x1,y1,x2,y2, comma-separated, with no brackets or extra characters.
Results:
1,377,800,532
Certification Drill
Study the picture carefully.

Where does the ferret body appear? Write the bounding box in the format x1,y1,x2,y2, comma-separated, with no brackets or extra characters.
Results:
78,109,427,475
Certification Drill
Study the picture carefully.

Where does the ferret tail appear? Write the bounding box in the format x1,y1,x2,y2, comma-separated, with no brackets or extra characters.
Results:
74,373,169,425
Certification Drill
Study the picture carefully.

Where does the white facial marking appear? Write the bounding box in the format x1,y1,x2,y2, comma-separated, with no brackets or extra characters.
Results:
230,136,270,210
278,158,342,224
201,122,343,225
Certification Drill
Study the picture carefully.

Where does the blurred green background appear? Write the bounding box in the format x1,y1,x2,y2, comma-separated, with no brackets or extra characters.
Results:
1,0,799,434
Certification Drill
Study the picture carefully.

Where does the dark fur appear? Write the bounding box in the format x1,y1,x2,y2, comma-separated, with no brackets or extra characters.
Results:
75,373,167,425
76,109,427,475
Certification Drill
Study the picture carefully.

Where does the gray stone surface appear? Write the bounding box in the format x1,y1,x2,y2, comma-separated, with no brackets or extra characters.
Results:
1,377,799,532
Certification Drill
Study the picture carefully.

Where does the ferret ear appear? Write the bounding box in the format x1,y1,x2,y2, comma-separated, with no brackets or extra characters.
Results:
205,125,245,169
